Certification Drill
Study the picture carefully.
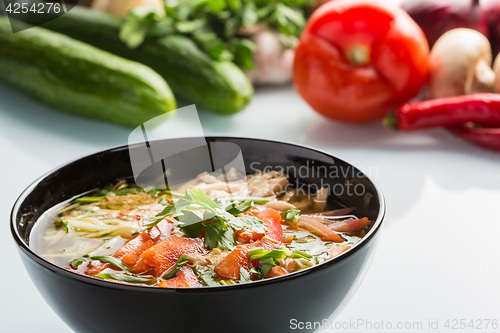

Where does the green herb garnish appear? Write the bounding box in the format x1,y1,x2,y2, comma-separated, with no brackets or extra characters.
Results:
248,248,286,260
90,256,130,273
163,255,191,280
148,188,266,250
239,267,253,283
75,196,105,203
95,273,157,284
70,258,85,269
194,267,220,287
281,208,300,222
119,0,310,69
292,250,312,259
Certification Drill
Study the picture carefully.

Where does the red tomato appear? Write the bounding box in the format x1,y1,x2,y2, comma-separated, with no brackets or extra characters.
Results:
293,0,430,123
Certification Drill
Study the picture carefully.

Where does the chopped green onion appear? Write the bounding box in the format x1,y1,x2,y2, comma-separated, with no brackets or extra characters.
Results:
239,267,252,283
163,190,184,197
249,248,286,260
113,188,142,196
75,196,105,203
148,189,160,198
249,267,262,279
96,273,157,284
222,197,270,205
163,254,190,280
91,256,130,273
70,258,85,269
219,279,236,285
281,208,300,222
292,250,312,259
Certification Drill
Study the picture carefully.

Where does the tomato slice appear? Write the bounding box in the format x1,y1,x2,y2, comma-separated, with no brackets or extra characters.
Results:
214,209,284,280
159,266,202,288
136,236,206,277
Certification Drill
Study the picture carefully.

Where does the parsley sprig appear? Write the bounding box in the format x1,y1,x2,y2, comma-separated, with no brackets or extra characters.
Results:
147,188,267,250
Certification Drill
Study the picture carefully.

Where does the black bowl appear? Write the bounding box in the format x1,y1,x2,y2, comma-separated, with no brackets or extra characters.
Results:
11,137,385,333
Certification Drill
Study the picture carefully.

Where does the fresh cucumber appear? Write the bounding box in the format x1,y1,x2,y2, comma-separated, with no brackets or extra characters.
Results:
20,6,253,114
0,17,176,127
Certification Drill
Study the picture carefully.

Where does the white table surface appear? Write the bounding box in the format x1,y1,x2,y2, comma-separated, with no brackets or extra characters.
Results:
1,82,500,333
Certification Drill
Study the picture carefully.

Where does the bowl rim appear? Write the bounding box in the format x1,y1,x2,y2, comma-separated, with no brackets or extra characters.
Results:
11,136,385,293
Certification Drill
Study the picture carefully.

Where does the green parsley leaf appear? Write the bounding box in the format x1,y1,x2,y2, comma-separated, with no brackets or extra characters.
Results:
194,266,220,286
229,215,266,234
204,220,236,250
176,210,204,237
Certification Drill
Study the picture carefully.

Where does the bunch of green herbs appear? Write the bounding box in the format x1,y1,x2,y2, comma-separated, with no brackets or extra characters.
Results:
120,0,311,70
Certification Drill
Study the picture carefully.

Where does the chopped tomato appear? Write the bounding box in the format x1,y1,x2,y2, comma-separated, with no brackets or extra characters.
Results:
84,260,109,276
255,209,284,247
214,246,252,280
265,266,288,278
159,266,202,288
329,245,351,259
136,236,206,277
214,209,284,280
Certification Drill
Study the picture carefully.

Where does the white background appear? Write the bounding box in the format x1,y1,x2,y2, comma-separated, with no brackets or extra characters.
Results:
1,82,500,333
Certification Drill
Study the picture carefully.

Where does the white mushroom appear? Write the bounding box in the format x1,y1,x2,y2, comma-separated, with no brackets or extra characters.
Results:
427,28,495,98
492,52,500,93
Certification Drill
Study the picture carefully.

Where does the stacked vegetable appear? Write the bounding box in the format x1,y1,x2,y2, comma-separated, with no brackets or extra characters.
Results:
1,0,311,125
39,181,370,287
291,0,500,151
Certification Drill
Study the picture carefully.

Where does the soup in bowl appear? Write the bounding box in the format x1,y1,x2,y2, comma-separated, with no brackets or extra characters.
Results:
11,137,385,333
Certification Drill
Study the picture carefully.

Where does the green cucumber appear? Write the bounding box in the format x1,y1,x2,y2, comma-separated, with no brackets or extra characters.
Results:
20,7,253,114
0,17,176,127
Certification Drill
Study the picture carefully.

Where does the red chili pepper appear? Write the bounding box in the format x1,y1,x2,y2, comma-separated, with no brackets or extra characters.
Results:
447,126,500,151
385,93,500,130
